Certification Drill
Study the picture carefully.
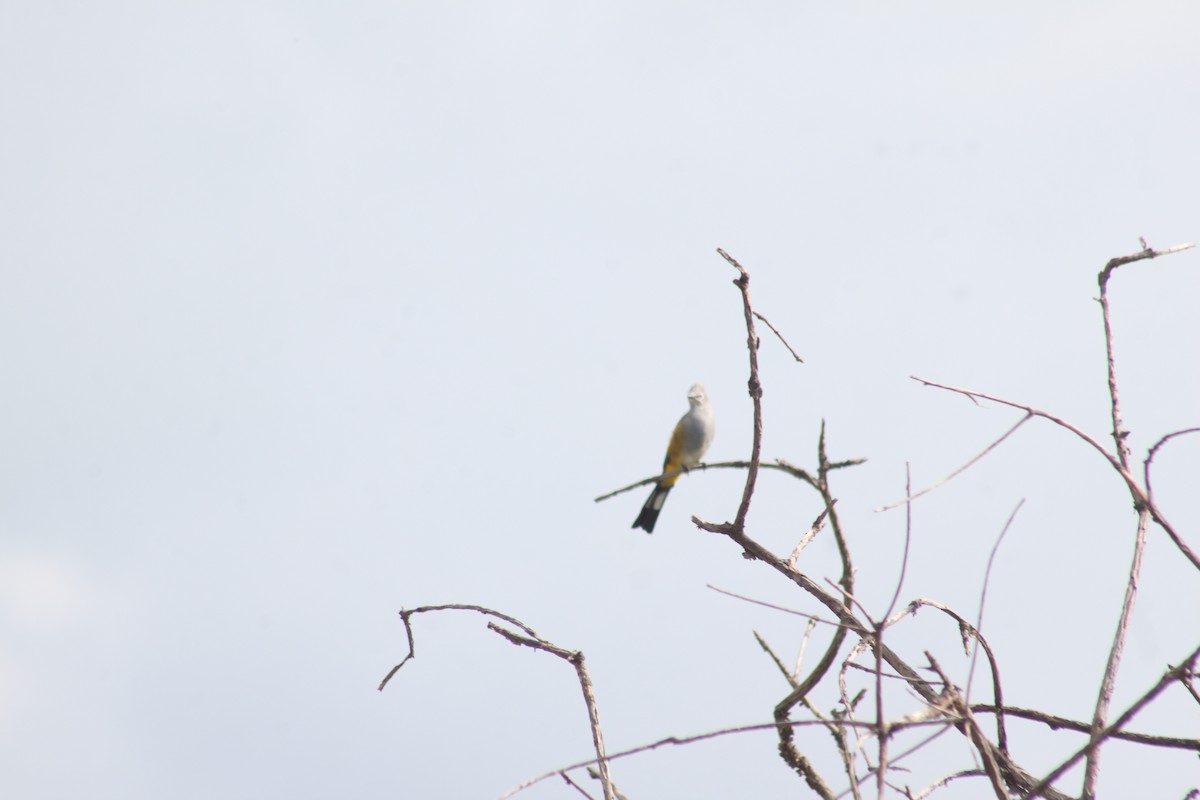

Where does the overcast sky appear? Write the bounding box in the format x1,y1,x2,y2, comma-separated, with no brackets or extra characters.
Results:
2,2,1198,798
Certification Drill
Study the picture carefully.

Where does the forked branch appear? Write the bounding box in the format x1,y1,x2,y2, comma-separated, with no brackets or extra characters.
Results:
379,605,616,800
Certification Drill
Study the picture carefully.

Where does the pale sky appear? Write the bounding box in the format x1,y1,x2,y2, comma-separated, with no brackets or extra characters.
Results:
2,2,1198,798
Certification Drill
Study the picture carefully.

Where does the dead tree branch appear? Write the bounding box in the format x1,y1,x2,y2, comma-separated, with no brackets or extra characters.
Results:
1022,644,1200,800
1085,240,1194,798
717,247,766,534
379,605,615,800
909,377,1200,572
694,253,1073,800
968,705,1200,751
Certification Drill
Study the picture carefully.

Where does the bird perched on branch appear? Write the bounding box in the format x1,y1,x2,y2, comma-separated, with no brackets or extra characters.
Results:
632,384,715,533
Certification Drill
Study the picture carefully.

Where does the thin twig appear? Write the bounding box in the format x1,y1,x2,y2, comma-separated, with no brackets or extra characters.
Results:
559,771,597,800
789,500,836,568
755,630,801,690
967,499,1023,754
585,768,628,800
378,603,540,691
1145,427,1200,501
875,619,888,800
1084,505,1150,798
910,377,1121,473
593,464,700,502
844,662,915,682
910,377,1200,571
1181,669,1200,707
903,598,1009,756
905,769,989,800
594,457,862,504
1100,240,1194,273
839,638,873,800
840,726,957,800
753,310,805,362
882,464,915,623
876,414,1033,512
500,716,948,800
877,463,917,800
794,618,819,681
707,584,841,629
926,653,1008,800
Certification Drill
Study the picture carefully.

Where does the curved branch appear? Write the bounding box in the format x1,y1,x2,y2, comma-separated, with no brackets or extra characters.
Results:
379,605,615,800
1145,427,1200,501
378,603,541,691
901,598,1009,755
911,377,1200,572
876,414,1033,512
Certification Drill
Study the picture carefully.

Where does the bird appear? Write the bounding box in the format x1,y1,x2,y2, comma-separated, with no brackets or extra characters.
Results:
632,383,715,533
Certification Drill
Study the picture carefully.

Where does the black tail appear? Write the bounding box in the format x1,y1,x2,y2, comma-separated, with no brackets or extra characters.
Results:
632,484,672,534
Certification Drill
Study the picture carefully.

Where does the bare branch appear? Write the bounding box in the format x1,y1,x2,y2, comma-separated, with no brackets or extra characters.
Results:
486,623,615,800
1181,668,1200,708
753,309,805,362
846,726,957,800
1145,427,1200,501
789,500,836,568
559,771,598,800
716,247,765,534
377,605,615,800
875,619,889,800
378,604,541,691
585,768,628,800
592,463,700,502
845,662,918,683
906,598,1010,756
839,637,874,800
910,377,1122,471
905,769,989,800
691,252,1082,800
1099,240,1194,275
1084,504,1151,797
1081,241,1197,797
882,463,915,624
794,619,820,681
696,506,1072,798
926,653,1008,800
501,716,948,800
876,414,1033,512
969,705,1200,751
594,457,862,504
1022,644,1200,800
968,500,1024,753
911,376,1200,571
755,630,801,690
707,584,840,629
